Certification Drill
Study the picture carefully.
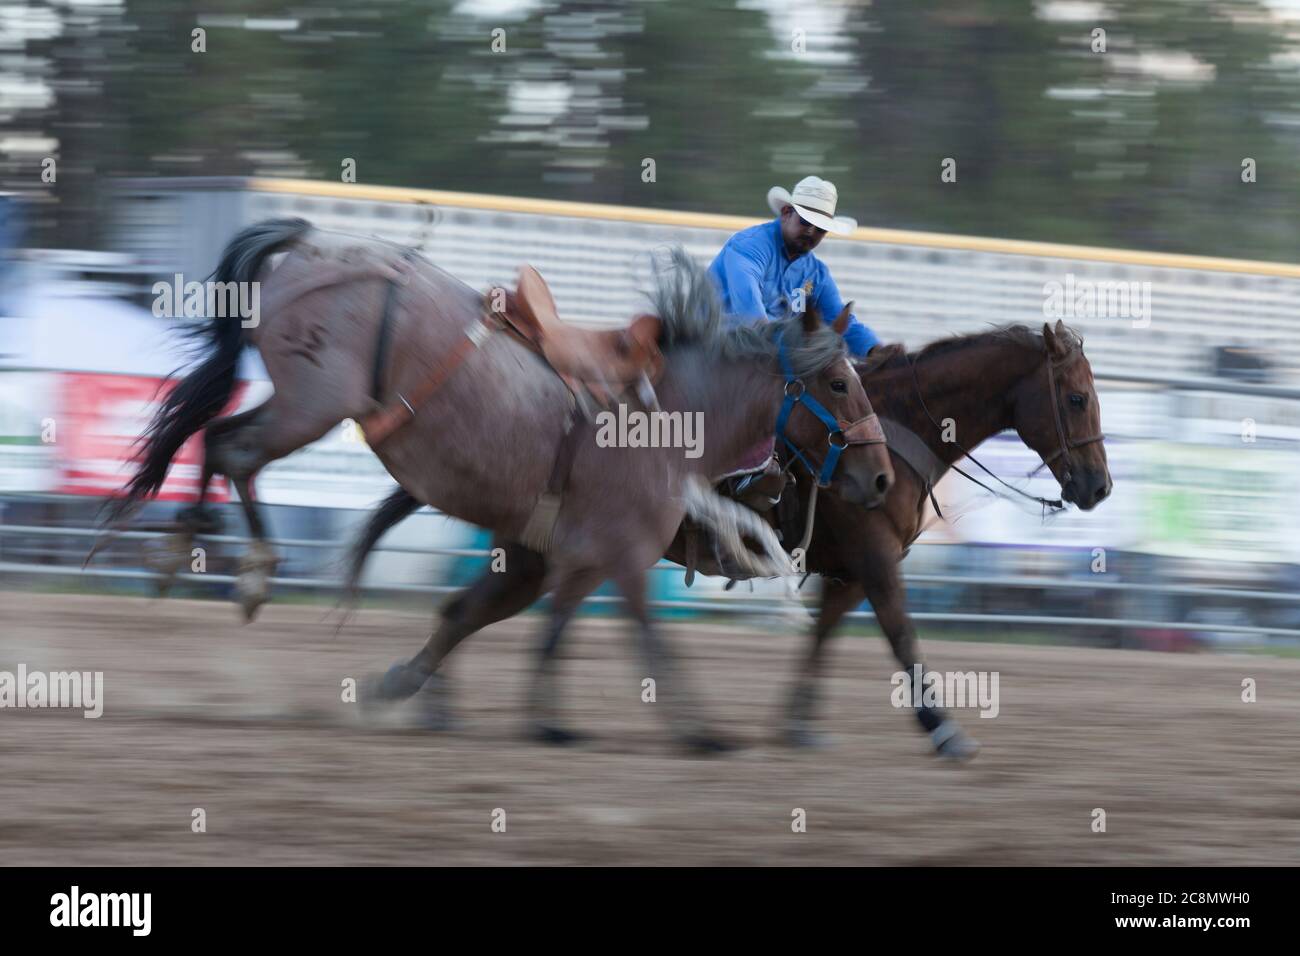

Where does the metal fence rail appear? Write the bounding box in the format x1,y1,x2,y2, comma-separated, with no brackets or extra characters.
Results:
3,522,1298,639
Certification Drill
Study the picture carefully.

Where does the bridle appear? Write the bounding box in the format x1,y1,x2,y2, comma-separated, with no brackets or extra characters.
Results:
774,329,886,488
908,340,1104,512
1033,346,1106,487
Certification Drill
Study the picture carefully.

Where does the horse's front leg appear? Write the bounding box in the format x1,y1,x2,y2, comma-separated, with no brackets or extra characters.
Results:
369,539,548,729
613,568,732,754
527,567,603,745
864,566,981,761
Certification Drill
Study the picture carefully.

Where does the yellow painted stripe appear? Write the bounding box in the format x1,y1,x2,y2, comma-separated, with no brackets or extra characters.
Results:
247,177,1300,279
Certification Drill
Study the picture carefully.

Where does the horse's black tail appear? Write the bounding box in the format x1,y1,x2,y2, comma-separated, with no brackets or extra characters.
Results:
103,218,311,525
344,487,422,600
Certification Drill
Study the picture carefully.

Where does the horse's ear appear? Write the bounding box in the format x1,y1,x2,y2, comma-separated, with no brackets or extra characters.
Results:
622,315,662,361
516,264,559,325
833,301,853,336
621,314,665,381
1043,319,1070,358
627,314,662,348
801,307,820,336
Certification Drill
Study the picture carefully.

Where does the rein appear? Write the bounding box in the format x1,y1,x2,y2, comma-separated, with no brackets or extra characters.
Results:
906,343,1104,515
774,328,885,488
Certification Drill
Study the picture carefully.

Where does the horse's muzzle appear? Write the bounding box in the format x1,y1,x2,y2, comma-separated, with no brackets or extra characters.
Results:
836,413,892,507
1063,466,1112,511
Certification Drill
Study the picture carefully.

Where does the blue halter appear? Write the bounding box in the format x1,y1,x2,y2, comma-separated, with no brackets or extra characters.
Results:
773,328,851,488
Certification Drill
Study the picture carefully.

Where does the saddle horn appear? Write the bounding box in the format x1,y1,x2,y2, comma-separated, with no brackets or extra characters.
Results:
515,264,560,330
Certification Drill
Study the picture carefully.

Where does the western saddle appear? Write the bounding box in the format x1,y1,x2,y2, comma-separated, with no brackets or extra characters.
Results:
498,265,664,409
362,261,665,447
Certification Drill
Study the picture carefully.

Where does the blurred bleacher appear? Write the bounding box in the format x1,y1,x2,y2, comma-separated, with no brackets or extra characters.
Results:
110,176,1300,389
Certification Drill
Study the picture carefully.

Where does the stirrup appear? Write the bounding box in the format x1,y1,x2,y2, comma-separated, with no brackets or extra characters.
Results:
729,468,787,513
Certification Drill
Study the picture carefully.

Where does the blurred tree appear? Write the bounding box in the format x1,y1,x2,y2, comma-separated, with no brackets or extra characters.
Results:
838,0,1300,257
513,0,828,212
8,0,1299,259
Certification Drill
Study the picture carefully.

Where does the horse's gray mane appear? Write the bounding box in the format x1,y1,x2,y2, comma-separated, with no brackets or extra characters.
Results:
644,246,847,379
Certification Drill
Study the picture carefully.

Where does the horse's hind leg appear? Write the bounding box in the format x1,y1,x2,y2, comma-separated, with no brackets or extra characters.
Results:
203,398,342,620
196,406,274,620
144,449,224,596
369,540,547,729
612,568,731,754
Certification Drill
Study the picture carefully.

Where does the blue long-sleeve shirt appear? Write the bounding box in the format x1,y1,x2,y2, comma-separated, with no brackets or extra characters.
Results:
707,219,879,358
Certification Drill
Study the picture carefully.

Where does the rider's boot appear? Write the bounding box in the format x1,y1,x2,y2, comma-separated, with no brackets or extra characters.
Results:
707,458,791,580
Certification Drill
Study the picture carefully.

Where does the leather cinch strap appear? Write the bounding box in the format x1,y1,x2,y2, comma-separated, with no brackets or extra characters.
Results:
360,251,497,448
518,411,587,554
370,249,419,403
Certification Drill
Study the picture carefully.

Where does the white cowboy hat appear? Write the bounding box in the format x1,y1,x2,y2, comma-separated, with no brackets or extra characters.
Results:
766,176,857,235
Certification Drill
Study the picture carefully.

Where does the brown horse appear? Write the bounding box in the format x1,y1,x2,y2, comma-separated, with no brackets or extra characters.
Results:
349,319,1110,759
104,225,893,749
756,318,1110,757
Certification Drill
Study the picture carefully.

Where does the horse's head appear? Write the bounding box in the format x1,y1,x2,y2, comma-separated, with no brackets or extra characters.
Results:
1010,319,1112,510
774,303,894,509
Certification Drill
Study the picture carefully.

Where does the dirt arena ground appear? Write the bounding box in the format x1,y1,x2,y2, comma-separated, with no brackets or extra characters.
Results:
2,592,1297,865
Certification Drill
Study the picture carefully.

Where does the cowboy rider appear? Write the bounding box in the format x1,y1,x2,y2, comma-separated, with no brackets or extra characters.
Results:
708,175,878,359
707,176,879,506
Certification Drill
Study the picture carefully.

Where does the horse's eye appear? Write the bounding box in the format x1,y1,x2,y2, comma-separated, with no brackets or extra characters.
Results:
831,380,848,394
1070,393,1086,408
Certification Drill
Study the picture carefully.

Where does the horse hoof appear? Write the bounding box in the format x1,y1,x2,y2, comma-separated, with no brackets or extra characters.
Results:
531,723,586,746
932,721,981,762
143,531,192,596
238,593,267,623
373,663,427,704
679,733,736,755
235,571,272,622
235,543,278,623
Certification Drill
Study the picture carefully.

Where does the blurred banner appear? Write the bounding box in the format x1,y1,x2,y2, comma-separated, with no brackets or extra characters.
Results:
0,370,397,508
52,373,240,501
0,371,55,494
0,370,240,501
1141,442,1300,564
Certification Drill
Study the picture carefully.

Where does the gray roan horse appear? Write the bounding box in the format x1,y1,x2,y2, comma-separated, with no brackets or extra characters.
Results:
349,319,1111,760
102,221,894,750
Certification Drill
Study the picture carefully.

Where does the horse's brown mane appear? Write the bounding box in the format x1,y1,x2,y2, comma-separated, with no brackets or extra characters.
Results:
857,323,1084,374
